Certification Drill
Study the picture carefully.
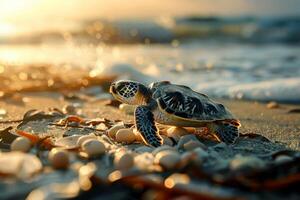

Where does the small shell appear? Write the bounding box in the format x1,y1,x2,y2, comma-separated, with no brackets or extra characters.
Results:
55,135,82,149
154,150,181,170
81,139,106,157
116,129,136,144
119,104,136,115
77,135,97,147
114,152,134,170
11,137,32,152
48,148,69,169
107,124,125,139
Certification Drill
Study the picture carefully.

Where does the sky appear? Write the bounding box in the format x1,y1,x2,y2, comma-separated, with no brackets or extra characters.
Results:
0,0,299,22
0,0,299,37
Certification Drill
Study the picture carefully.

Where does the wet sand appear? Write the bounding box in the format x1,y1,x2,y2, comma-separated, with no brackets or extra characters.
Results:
1,92,299,150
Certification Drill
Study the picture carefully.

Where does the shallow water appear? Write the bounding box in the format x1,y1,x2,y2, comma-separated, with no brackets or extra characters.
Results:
0,41,299,103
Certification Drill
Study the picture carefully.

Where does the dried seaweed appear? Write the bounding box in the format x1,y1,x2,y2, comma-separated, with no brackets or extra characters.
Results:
17,109,59,128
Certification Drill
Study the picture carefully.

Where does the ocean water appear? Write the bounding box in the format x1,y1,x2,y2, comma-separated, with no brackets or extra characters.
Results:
0,17,299,103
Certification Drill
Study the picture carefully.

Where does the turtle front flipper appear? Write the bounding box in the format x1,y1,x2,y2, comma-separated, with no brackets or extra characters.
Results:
135,106,162,147
208,120,240,144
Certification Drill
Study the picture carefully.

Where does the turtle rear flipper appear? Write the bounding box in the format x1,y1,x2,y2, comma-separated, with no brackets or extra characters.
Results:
209,120,240,144
135,106,162,147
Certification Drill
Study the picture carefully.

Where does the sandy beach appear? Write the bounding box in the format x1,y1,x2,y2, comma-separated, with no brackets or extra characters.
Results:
0,89,299,199
1,92,299,150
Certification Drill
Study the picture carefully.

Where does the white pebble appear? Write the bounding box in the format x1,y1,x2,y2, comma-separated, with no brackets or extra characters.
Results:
107,124,125,139
166,127,189,143
183,140,204,151
177,134,200,149
154,150,181,170
275,155,293,164
116,129,136,144
77,135,97,147
230,156,265,170
10,137,32,152
81,139,106,157
167,127,189,137
48,148,69,169
114,152,134,170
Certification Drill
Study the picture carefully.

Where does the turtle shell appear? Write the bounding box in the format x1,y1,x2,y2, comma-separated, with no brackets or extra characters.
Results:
150,81,235,121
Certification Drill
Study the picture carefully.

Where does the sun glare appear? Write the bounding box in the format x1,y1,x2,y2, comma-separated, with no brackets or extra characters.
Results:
0,23,17,37
0,0,36,19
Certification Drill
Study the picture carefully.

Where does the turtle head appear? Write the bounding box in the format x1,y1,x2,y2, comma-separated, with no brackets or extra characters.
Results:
110,80,151,105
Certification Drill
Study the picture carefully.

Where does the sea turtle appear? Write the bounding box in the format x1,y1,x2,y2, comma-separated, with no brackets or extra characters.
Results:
110,80,241,147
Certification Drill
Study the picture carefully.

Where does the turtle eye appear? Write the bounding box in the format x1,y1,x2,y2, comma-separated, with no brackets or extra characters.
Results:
116,83,126,91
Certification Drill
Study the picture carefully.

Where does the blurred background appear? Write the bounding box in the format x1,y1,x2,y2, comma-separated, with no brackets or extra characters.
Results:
0,0,300,103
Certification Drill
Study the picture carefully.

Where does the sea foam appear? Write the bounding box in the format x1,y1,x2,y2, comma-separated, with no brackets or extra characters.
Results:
106,62,300,103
